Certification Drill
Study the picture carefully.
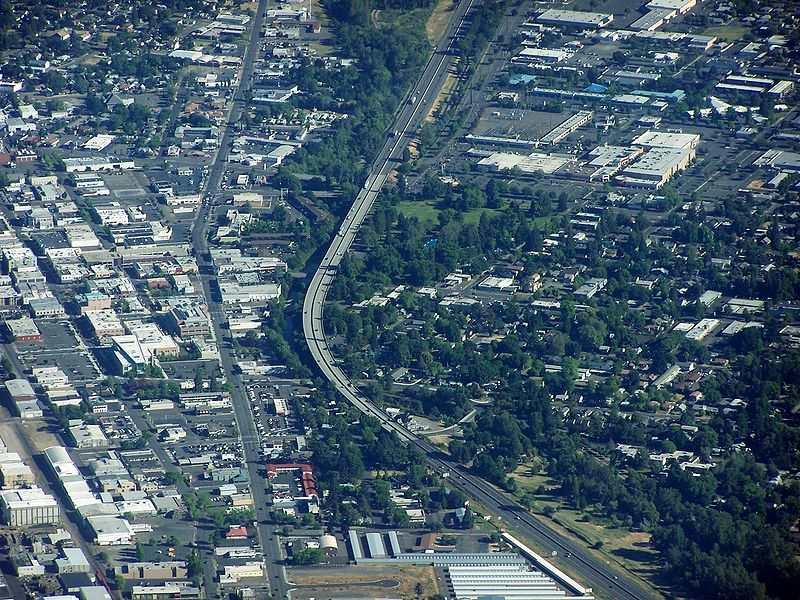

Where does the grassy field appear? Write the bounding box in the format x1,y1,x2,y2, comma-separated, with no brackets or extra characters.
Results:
396,199,440,224
374,7,430,31
704,25,749,41
510,466,661,583
396,199,501,225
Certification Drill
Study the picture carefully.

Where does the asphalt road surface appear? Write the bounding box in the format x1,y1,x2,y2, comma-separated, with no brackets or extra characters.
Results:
191,0,290,596
300,0,665,598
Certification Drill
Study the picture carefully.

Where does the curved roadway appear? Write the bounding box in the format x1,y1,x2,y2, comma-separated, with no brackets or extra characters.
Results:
301,2,665,599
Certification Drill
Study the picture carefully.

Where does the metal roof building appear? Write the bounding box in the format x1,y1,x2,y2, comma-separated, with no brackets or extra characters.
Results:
387,530,401,557
448,564,568,599
347,530,363,561
365,532,387,558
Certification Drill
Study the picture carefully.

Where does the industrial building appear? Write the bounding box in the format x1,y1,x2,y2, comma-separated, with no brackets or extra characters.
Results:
319,534,339,557
11,552,45,577
56,548,92,573
86,515,136,545
536,8,613,28
0,453,35,488
78,587,113,600
365,531,387,558
43,446,99,509
0,486,60,526
447,564,568,600
4,378,43,419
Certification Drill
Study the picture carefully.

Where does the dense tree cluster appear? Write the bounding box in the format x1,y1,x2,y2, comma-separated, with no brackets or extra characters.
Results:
317,155,800,598
449,351,800,599
286,0,434,199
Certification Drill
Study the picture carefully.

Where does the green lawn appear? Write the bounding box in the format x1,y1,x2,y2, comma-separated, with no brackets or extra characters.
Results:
395,200,502,226
396,199,440,224
704,25,749,41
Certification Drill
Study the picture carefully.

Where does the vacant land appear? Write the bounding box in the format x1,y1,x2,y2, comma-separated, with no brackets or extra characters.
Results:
510,465,661,585
288,565,438,599
426,0,454,43
426,71,460,123
703,25,749,40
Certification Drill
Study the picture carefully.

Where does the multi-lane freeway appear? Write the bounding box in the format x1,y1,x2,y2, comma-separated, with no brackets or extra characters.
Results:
301,1,664,600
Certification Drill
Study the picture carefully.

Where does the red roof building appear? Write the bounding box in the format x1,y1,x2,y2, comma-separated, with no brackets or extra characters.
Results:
265,463,317,498
225,525,248,539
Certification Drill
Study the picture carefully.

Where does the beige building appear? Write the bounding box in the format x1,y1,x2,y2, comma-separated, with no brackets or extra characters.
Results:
115,561,188,580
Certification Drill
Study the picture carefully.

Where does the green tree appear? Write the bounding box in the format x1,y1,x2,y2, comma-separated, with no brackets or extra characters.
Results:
292,547,324,565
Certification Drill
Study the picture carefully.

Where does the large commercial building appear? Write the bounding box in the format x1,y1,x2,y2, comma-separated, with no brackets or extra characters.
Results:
218,281,281,305
130,583,202,600
0,486,60,526
632,130,700,150
165,304,210,338
540,111,593,145
477,151,575,174
110,320,180,374
69,423,109,448
647,0,696,13
630,8,676,31
114,561,189,580
513,47,570,65
617,147,695,189
84,310,125,337
536,8,613,28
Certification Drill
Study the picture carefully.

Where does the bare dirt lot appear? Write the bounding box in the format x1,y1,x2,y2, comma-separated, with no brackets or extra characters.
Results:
426,0,455,44
288,564,439,599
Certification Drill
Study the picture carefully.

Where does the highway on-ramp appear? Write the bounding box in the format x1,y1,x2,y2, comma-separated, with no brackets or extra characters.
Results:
301,1,664,599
